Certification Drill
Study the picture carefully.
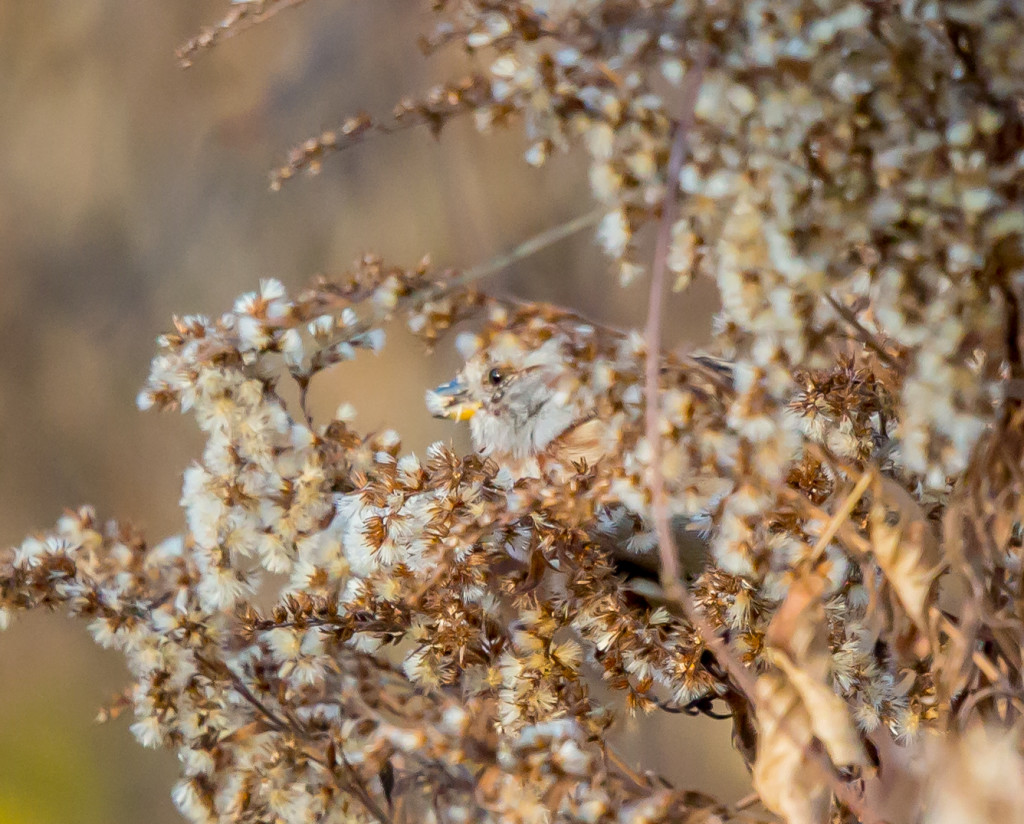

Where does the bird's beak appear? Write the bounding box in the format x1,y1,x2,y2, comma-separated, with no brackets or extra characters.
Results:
426,378,480,421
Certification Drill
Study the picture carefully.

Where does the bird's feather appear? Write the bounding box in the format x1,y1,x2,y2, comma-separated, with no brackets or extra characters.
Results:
548,416,608,467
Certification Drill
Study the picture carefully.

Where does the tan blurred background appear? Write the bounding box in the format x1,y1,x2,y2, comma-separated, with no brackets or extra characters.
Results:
0,3,738,822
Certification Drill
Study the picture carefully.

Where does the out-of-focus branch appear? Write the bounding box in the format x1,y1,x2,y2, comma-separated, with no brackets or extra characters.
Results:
270,76,490,190
303,207,603,371
642,51,889,824
824,293,899,368
177,0,313,67
452,209,603,291
643,49,705,607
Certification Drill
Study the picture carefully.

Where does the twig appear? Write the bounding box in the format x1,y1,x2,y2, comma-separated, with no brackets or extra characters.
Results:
337,746,394,824
955,682,1024,723
177,0,313,67
824,294,899,369
731,792,763,813
270,114,442,191
604,744,655,791
195,653,290,732
450,209,604,291
806,471,873,565
640,48,761,699
934,609,1012,687
645,50,705,605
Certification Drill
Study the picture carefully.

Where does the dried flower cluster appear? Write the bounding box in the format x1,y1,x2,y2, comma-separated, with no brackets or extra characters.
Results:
6,2,1024,824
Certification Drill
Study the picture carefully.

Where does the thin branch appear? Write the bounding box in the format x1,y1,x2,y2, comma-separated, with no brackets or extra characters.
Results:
270,115,419,190
954,681,1024,723
933,609,1013,687
337,747,394,824
645,51,705,605
195,653,290,732
205,649,394,824
451,208,604,290
806,470,873,565
603,744,655,792
824,293,899,369
730,792,763,813
640,48,760,699
270,77,489,189
177,0,313,67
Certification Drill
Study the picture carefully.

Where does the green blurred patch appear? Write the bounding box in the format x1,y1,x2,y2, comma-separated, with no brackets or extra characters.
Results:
0,616,178,824
0,689,112,824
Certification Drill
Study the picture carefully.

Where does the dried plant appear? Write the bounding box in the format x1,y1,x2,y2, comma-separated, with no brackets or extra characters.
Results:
6,2,1024,823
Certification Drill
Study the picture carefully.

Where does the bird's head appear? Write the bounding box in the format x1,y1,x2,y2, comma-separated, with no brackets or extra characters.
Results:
427,331,591,460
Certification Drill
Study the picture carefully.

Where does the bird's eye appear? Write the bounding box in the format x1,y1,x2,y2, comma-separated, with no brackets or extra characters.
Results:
487,367,506,386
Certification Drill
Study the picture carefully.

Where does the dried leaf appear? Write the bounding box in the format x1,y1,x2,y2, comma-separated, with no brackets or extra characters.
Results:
773,654,868,769
754,575,867,823
870,477,944,630
752,672,832,824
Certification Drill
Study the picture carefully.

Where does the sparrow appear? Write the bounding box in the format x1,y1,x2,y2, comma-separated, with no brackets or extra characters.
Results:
426,307,734,573
427,309,733,470
426,328,602,477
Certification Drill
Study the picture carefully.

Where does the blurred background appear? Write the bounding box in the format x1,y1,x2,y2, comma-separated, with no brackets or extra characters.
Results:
0,3,734,822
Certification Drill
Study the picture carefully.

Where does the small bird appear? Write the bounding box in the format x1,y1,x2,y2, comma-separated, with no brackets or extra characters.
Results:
426,327,604,477
426,306,733,571
427,307,733,476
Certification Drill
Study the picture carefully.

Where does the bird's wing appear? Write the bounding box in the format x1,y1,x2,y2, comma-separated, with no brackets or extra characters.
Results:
689,353,735,385
550,417,608,467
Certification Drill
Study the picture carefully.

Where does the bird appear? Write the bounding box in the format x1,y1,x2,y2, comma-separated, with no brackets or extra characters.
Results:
426,306,733,474
426,326,603,477
423,306,908,744
425,304,735,574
